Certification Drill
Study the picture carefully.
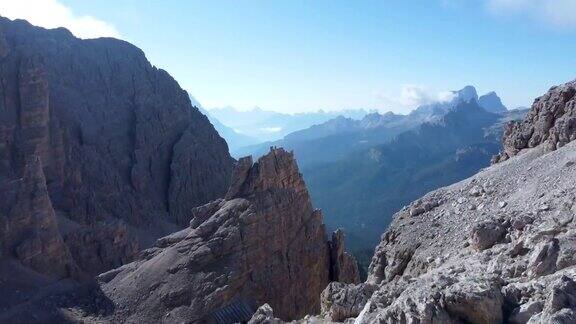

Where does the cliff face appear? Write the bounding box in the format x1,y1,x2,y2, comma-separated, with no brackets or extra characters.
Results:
0,17,234,278
494,80,576,163
88,148,358,323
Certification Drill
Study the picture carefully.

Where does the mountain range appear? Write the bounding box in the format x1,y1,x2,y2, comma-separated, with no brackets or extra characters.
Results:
189,96,261,152
306,101,525,258
236,85,513,169
235,86,526,266
253,79,576,323
207,106,372,150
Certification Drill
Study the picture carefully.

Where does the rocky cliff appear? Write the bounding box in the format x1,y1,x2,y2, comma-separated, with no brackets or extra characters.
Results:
250,81,576,323
54,148,357,323
494,80,576,163
1,148,359,323
0,16,233,281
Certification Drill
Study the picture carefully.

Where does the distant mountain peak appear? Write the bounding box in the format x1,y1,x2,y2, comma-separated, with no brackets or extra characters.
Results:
360,111,402,129
478,91,507,113
453,85,479,103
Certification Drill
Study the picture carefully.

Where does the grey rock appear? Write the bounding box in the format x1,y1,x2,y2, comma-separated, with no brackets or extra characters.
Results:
320,282,375,321
469,220,507,251
249,304,283,324
86,149,357,323
528,239,560,278
494,80,576,163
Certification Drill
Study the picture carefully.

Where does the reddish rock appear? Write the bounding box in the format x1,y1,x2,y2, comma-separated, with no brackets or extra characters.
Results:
0,17,233,278
96,148,358,322
0,157,78,279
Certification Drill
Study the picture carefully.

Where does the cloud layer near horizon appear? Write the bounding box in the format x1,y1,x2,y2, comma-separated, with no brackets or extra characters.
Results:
0,0,120,39
376,85,456,113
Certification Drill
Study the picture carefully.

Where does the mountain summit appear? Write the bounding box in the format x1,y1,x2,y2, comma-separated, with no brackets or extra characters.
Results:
454,85,479,103
0,16,233,285
479,91,508,113
412,85,506,118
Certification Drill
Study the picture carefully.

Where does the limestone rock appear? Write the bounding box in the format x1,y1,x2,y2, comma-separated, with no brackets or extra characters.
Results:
469,220,507,251
249,304,284,324
1,157,79,279
494,80,576,162
329,229,360,284
88,148,357,323
320,282,375,322
0,16,233,281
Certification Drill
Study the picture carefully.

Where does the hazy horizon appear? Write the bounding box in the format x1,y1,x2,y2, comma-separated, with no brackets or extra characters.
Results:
2,0,576,114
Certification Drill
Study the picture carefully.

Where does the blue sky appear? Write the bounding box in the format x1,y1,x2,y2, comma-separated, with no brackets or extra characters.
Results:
3,0,576,113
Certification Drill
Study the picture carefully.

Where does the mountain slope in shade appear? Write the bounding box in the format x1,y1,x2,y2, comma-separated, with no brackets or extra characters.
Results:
479,91,507,113
304,101,523,257
235,111,415,169
197,105,260,154
0,16,233,288
0,149,360,323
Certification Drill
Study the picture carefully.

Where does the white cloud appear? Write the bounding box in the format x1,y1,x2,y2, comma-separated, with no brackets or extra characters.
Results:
260,127,282,133
0,0,121,39
376,85,455,113
486,0,576,28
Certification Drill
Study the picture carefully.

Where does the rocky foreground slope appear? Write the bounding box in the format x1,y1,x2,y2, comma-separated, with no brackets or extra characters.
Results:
0,148,359,323
92,148,359,323
0,16,233,287
251,81,576,323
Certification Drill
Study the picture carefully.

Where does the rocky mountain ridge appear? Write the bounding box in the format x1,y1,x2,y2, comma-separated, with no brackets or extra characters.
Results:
1,148,360,323
239,86,508,169
494,80,576,163
94,148,358,323
0,17,233,285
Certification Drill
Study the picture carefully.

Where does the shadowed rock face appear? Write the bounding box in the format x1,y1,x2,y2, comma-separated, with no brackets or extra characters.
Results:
494,80,576,163
0,17,233,278
92,148,358,323
478,91,507,113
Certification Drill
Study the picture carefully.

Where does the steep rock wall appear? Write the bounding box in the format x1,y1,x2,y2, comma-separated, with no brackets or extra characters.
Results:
0,17,234,277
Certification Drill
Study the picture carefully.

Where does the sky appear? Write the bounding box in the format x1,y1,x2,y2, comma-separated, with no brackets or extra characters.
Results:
2,0,576,114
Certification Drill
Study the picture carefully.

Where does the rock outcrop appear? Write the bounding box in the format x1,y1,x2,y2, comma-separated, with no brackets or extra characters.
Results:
0,16,233,284
0,157,79,280
494,79,576,163
64,148,356,323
